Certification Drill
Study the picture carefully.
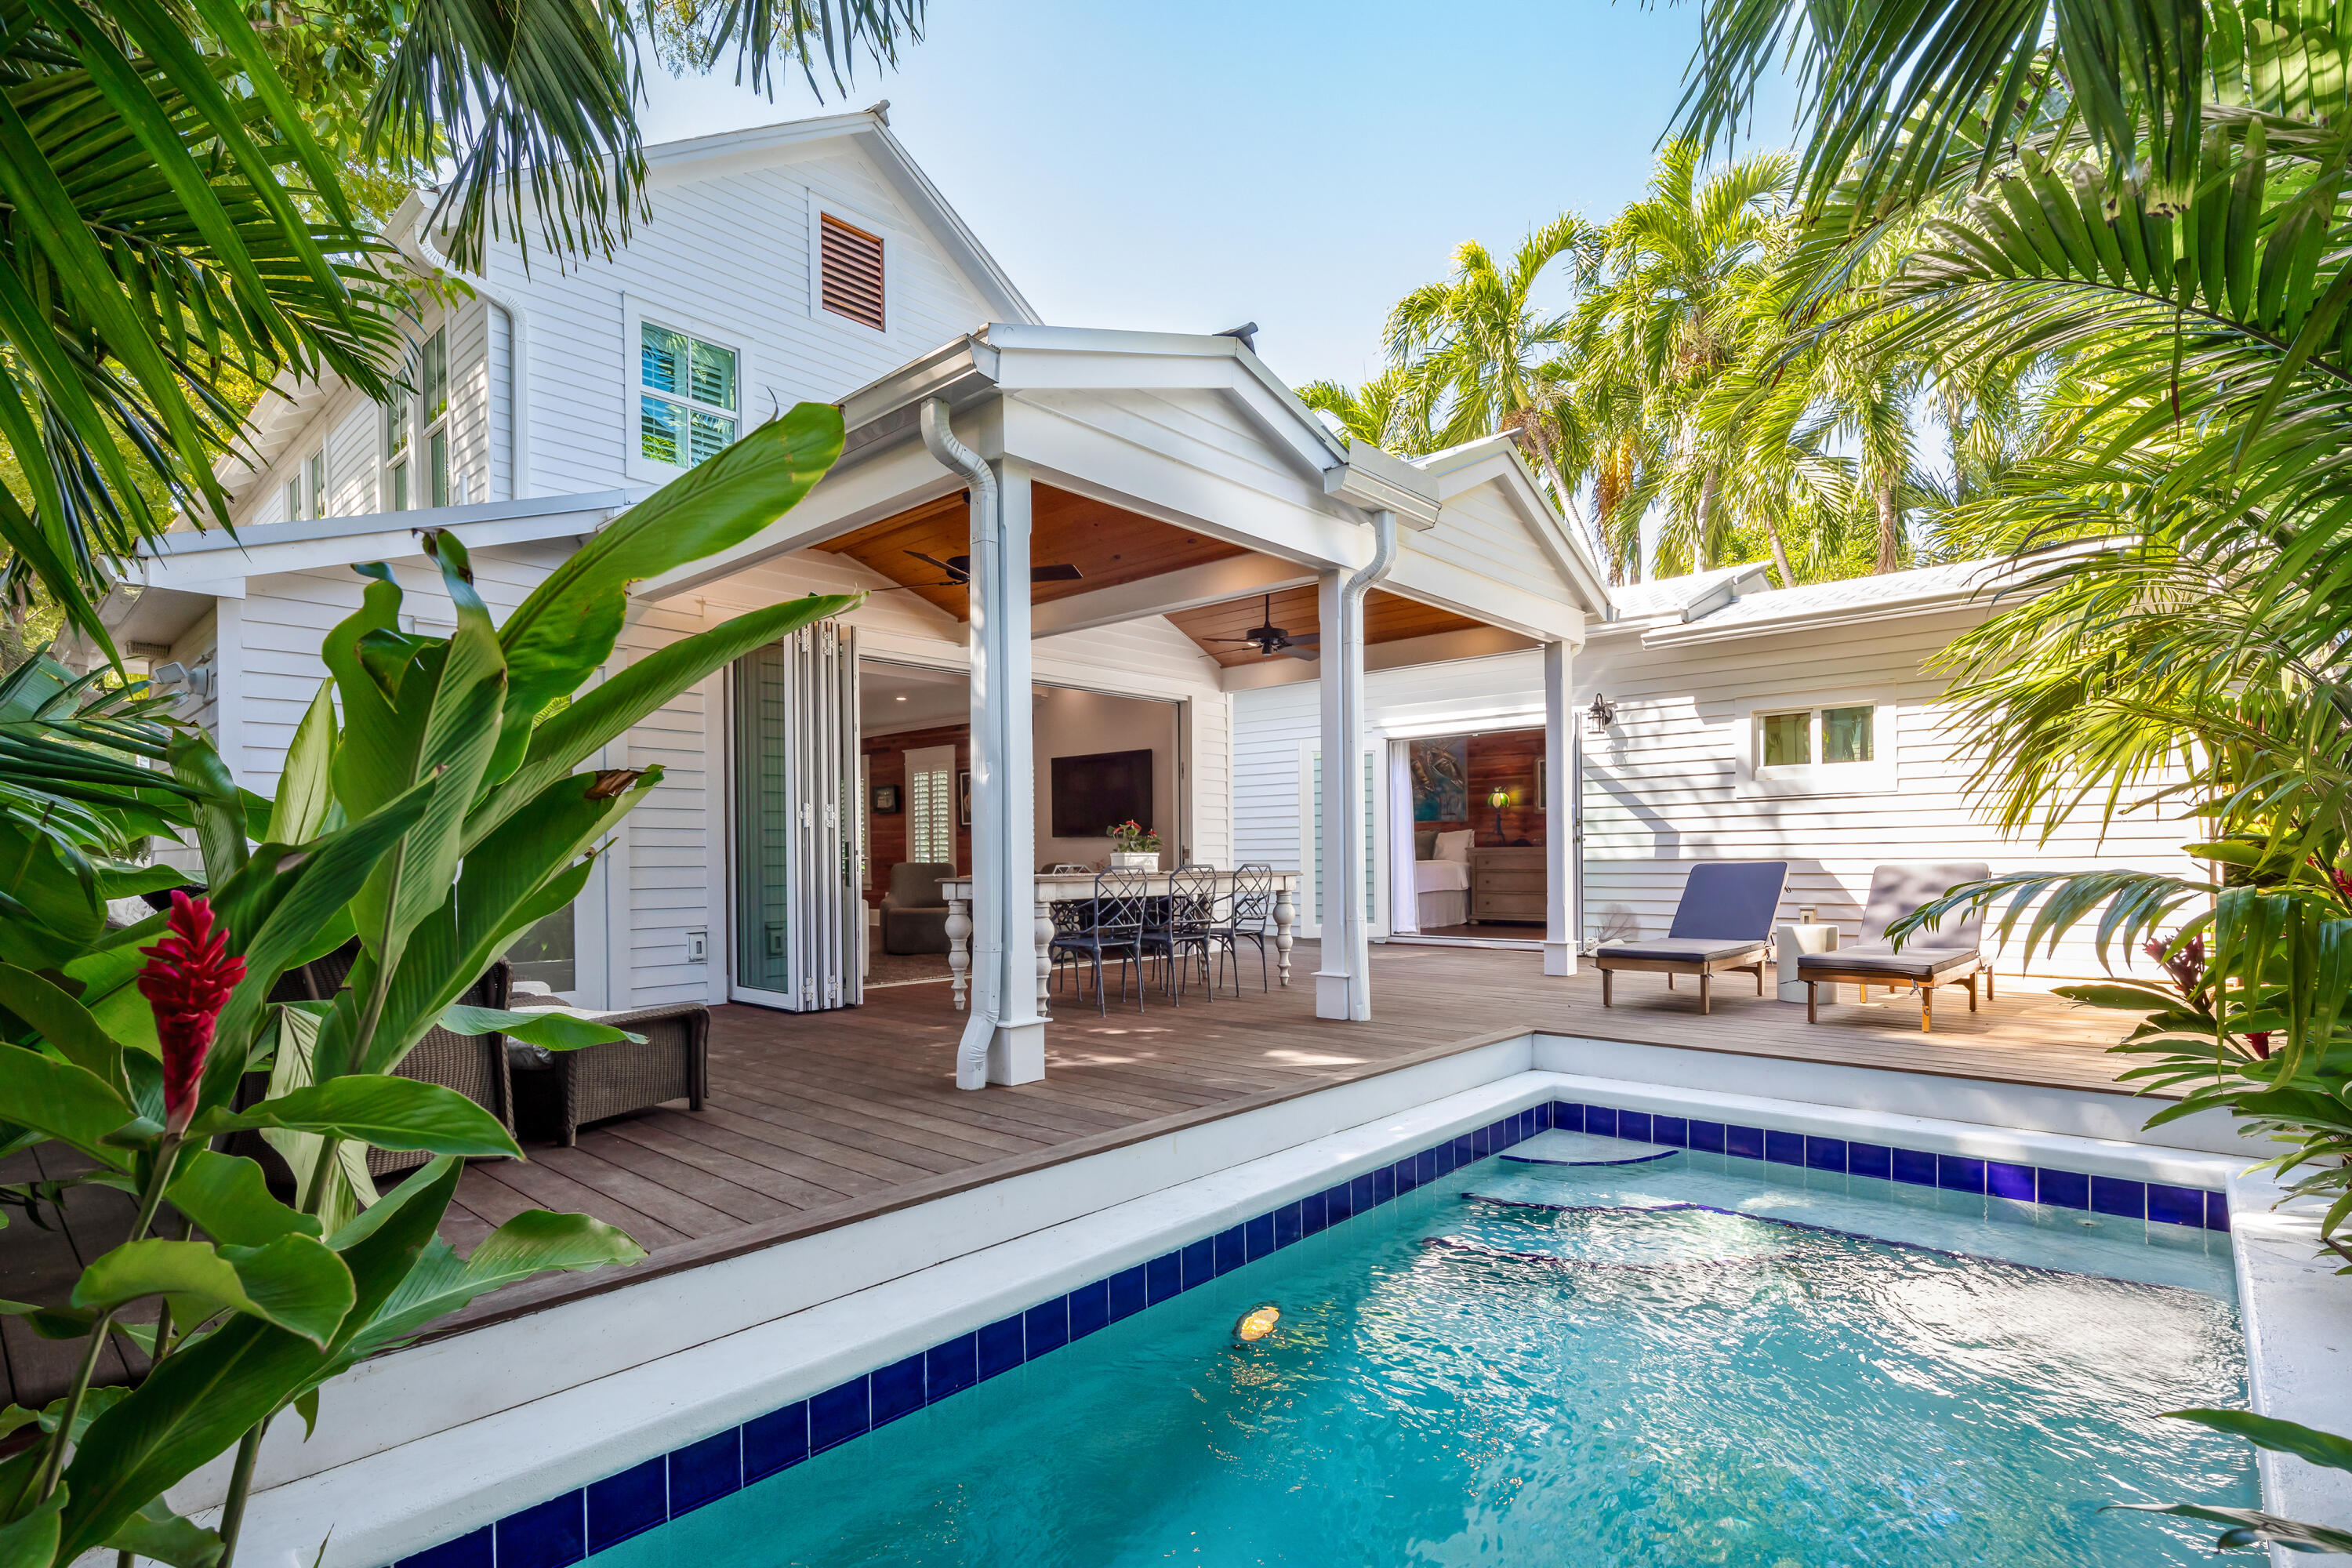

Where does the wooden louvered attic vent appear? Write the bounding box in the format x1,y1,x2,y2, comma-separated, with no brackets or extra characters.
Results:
820,214,886,331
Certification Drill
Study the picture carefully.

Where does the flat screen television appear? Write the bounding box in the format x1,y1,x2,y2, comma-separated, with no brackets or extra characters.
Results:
1051,748,1154,839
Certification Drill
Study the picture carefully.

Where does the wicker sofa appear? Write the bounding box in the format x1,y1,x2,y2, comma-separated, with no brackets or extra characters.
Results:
507,1004,710,1147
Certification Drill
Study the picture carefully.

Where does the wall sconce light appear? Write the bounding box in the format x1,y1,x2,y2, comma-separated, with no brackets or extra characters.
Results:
1489,785,1509,838
1585,692,1617,734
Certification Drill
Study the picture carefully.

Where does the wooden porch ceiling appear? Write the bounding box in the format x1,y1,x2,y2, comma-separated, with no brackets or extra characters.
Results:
820,485,1248,621
820,486,1485,664
1163,586,1486,669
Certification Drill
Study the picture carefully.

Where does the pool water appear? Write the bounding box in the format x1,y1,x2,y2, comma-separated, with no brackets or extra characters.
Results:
601,1143,2251,1566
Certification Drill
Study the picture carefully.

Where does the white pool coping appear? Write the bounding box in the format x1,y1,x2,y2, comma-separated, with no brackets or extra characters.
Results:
195,1038,2349,1568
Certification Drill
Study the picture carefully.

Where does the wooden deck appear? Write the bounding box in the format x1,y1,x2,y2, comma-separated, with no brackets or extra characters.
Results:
1,942,2143,1409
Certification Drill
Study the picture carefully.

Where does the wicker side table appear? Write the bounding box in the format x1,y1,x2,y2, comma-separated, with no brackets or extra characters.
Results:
510,1004,710,1147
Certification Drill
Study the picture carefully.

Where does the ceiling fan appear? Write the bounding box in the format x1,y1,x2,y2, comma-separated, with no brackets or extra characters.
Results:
1206,593,1319,660
906,550,1083,586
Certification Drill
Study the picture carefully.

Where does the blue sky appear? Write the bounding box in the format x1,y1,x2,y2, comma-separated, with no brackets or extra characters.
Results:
640,0,1798,393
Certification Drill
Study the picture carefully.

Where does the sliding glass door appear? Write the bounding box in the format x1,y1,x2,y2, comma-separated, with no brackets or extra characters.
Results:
732,620,864,1010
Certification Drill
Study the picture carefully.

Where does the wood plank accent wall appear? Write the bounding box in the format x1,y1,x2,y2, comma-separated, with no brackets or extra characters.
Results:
1167,587,1490,669
1420,727,1547,848
863,723,971,903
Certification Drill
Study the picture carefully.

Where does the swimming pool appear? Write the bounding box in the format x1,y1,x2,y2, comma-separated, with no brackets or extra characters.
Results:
542,1116,2249,1568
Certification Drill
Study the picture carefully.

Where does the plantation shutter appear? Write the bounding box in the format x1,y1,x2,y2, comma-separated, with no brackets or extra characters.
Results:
820,214,886,331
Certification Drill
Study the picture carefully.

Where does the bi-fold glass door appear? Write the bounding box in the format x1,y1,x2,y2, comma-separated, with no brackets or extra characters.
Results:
732,620,864,1010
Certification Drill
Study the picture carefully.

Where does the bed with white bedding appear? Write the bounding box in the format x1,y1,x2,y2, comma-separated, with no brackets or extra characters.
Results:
1414,858,1472,929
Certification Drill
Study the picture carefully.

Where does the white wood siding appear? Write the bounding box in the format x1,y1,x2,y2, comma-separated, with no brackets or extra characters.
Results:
485,148,995,501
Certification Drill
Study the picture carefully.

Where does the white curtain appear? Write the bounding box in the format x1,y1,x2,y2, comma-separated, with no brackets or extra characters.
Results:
1387,739,1420,935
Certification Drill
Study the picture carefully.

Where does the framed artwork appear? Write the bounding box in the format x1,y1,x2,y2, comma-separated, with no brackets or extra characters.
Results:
870,783,900,814
956,768,972,826
1409,737,1470,822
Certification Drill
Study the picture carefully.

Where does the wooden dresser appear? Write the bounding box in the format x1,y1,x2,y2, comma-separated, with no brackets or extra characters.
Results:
1469,846,1546,923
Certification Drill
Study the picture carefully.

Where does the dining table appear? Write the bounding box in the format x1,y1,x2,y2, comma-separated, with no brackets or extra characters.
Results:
935,869,1301,1014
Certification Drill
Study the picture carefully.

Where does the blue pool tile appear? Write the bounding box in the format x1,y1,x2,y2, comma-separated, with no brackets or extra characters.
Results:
1451,1134,1474,1168
2147,1184,2205,1228
1890,1147,1937,1187
1392,1156,1418,1193
1107,1263,1149,1320
1848,1142,1893,1181
1938,1156,1986,1195
1145,1250,1185,1305
1552,1102,1583,1133
870,1354,925,1427
1535,1101,1555,1131
1433,1139,1458,1176
927,1332,979,1397
1415,1148,1439,1187
1025,1297,1069,1355
742,1402,808,1480
1517,1109,1537,1142
1243,1213,1275,1261
1687,1120,1726,1154
1372,1167,1396,1207
1214,1225,1247,1274
666,1429,741,1515
978,1313,1026,1378
1182,1236,1217,1284
398,1526,492,1568
1726,1124,1766,1161
1274,1203,1304,1249
1472,1124,1493,1157
1324,1181,1355,1225
2038,1167,2089,1210
496,1494,585,1568
1805,1137,1848,1173
1651,1115,1687,1148
1585,1105,1618,1138
2207,1190,2231,1232
811,1378,870,1452
1351,1172,1377,1213
1764,1130,1805,1167
1068,1279,1111,1339
2092,1176,2147,1220
1619,1110,1653,1143
1986,1161,2035,1203
1300,1190,1329,1236
586,1457,666,1554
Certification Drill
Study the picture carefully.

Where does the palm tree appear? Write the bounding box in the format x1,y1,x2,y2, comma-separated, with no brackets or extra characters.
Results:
1298,369,1432,455
1576,142,1795,579
1385,215,1602,557
2,0,924,656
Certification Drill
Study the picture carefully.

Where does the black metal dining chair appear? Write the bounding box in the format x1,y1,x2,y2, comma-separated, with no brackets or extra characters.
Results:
1051,868,1147,1014
1142,866,1221,1005
1202,862,1276,994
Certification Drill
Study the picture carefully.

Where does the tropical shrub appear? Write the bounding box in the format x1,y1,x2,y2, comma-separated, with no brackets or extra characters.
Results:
0,404,855,1565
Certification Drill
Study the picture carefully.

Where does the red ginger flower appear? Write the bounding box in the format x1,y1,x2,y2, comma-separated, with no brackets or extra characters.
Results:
136,891,245,1134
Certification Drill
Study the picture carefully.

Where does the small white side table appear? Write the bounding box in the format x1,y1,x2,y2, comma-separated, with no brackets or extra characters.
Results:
1776,923,1838,1004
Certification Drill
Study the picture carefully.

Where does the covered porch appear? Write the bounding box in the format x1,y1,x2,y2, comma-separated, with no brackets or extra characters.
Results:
641,324,1610,1089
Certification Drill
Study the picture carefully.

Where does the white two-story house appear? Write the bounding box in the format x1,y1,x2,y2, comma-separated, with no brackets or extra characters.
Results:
103,106,1609,1067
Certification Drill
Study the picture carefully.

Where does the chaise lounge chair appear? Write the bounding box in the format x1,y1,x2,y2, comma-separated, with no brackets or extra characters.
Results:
1795,862,1992,1033
1595,860,1789,1014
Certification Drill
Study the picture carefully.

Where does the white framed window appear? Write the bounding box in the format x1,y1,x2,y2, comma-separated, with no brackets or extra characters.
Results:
420,328,450,508
904,744,956,869
1737,697,1896,798
629,307,741,482
304,448,325,520
282,475,302,523
383,383,412,510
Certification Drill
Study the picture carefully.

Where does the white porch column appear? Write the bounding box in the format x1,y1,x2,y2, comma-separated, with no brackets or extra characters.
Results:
921,401,1044,1088
1543,638,1577,977
1313,510,1397,1022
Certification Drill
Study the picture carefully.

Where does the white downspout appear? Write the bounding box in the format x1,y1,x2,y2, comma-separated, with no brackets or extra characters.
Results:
1335,509,1397,1020
920,399,1001,1090
414,221,531,502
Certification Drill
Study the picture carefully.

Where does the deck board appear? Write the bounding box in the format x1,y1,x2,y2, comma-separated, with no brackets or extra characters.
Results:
0,941,2152,1408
